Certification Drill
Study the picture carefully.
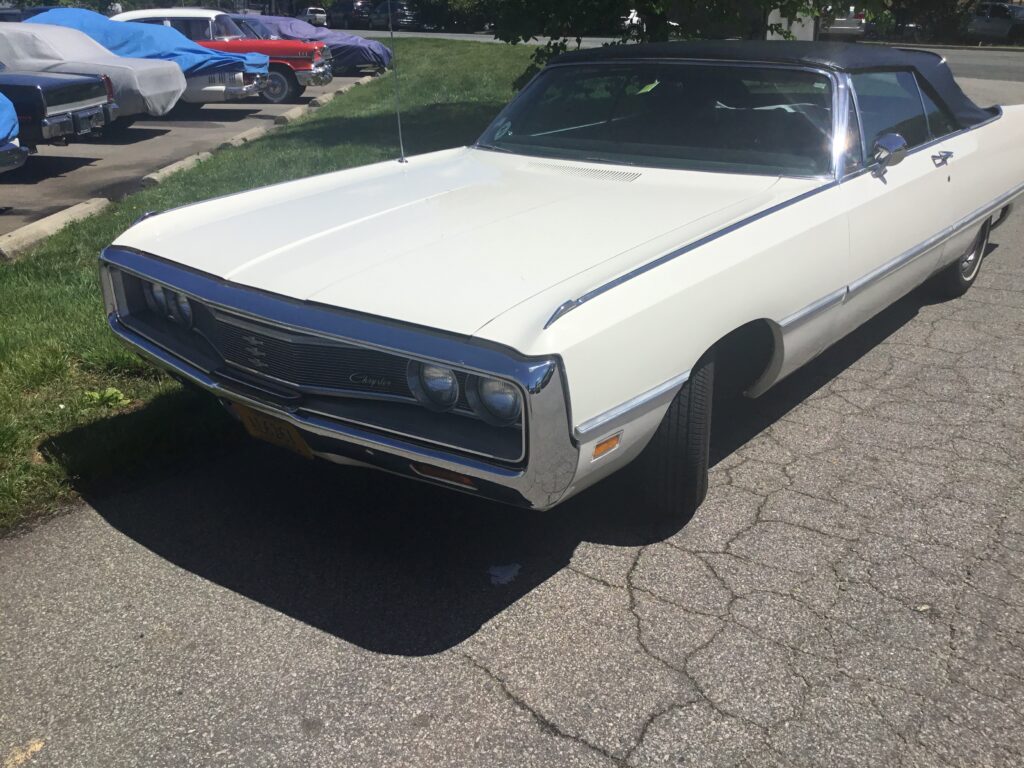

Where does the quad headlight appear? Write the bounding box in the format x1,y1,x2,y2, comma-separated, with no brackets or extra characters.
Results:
467,375,522,426
407,361,460,411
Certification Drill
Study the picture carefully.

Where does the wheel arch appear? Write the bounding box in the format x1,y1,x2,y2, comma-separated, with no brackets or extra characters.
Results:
701,318,784,400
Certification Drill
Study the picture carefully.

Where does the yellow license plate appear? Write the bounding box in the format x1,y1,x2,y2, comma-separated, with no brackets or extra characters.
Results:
235,405,313,459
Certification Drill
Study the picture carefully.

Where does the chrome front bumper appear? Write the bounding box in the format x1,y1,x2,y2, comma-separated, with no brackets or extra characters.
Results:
225,74,268,100
99,246,580,510
296,63,333,88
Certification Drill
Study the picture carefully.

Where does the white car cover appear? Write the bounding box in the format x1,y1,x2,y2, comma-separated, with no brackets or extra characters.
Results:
0,22,185,117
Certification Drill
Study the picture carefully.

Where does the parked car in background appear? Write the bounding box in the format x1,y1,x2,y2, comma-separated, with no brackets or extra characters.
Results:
0,91,27,173
113,9,331,104
0,6,50,23
295,7,327,27
820,6,876,40
6,17,184,123
232,14,391,74
0,63,114,149
967,2,1024,43
97,42,1024,516
45,8,266,107
368,1,420,31
328,0,373,30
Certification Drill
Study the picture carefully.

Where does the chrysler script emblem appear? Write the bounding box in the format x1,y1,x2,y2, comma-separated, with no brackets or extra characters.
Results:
349,373,392,389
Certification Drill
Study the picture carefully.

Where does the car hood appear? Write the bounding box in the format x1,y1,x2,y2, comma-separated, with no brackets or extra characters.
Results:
114,147,815,337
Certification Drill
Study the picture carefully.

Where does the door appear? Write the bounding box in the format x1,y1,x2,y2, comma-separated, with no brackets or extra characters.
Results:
835,70,961,334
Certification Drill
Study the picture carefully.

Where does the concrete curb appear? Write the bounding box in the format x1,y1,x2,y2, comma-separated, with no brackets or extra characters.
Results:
140,151,212,188
0,198,110,263
220,124,271,148
274,105,309,125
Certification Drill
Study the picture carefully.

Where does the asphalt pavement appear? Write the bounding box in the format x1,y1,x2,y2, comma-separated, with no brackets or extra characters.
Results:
0,79,361,237
2,69,1024,768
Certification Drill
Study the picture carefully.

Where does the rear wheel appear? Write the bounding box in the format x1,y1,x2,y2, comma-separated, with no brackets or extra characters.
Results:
625,354,715,519
933,218,991,299
262,67,301,104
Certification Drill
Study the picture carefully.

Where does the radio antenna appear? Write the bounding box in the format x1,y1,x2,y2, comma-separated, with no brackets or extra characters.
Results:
386,0,407,164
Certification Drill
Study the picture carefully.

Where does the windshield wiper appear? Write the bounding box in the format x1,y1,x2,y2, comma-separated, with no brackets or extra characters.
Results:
473,143,515,154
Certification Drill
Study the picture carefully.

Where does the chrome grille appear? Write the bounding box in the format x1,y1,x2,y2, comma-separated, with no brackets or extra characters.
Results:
199,311,412,398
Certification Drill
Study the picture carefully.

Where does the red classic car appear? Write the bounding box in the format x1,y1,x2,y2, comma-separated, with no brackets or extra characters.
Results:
113,8,333,103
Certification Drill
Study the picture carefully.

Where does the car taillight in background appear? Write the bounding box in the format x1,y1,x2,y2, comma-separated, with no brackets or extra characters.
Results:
101,74,114,102
854,12,866,19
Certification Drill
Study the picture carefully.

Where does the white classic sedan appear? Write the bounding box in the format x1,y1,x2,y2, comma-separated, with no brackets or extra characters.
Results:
100,41,1024,515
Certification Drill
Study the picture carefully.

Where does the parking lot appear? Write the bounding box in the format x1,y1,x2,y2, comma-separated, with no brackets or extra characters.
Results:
2,49,1024,768
0,80,360,237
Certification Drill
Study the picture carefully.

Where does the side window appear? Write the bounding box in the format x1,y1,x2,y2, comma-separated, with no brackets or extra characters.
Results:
975,3,989,16
851,70,929,150
991,4,1011,19
918,79,961,138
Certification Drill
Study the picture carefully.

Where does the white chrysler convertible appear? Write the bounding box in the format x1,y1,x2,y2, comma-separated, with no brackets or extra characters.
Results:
100,42,1024,514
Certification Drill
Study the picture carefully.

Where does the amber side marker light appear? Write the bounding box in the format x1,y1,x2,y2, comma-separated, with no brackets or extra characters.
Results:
592,434,622,460
411,463,477,489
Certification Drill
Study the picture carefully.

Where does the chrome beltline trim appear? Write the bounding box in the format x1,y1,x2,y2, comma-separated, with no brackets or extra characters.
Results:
544,181,839,329
574,369,691,441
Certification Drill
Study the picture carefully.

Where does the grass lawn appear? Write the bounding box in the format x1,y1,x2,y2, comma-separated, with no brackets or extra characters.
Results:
0,38,533,534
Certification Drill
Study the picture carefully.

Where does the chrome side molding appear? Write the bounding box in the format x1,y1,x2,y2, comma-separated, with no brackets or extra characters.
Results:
574,369,690,441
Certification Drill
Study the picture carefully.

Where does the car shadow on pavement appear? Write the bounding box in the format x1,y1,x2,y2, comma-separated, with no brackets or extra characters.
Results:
84,127,172,146
0,155,98,183
158,106,265,124
61,247,977,658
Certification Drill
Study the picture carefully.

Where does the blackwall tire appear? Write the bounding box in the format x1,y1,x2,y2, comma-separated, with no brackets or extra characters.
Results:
934,218,991,299
627,354,715,520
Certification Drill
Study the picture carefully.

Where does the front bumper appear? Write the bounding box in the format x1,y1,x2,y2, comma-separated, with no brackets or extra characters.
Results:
296,62,334,88
100,246,580,510
225,74,268,100
0,140,28,173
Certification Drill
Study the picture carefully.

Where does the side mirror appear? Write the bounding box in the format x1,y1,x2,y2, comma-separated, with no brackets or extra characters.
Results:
872,133,909,177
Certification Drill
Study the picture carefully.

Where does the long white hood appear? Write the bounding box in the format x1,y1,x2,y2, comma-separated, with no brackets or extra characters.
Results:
114,147,816,336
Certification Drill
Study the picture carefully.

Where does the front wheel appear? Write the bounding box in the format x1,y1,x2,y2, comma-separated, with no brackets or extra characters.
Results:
625,354,715,519
261,68,301,104
933,218,991,299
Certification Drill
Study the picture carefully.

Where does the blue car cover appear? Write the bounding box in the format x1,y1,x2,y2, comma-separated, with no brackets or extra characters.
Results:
0,92,18,143
237,15,391,71
27,9,269,75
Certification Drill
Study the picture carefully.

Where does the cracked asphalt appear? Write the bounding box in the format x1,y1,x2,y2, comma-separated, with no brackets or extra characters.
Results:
3,80,1024,768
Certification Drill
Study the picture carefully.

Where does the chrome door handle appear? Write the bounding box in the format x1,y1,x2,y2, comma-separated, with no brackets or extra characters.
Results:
932,150,954,166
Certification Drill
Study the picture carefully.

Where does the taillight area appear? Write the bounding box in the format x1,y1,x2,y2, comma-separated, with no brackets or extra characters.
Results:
854,12,866,19
101,74,115,102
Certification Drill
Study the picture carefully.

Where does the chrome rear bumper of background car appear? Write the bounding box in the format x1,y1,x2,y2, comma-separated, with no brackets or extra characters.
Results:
225,74,268,100
99,247,580,510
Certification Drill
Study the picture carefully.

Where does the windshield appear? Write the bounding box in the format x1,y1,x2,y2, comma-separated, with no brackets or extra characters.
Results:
477,62,835,177
239,17,273,39
212,14,244,40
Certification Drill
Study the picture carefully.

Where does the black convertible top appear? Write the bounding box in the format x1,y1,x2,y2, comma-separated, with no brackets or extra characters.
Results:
554,41,994,128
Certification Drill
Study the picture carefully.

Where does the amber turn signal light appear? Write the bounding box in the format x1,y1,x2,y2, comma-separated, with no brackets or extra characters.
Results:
592,434,621,460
